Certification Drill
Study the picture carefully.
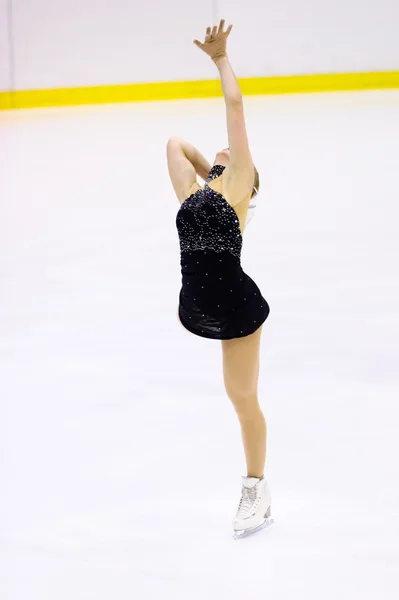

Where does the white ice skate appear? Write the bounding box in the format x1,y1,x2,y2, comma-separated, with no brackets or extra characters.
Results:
233,476,274,539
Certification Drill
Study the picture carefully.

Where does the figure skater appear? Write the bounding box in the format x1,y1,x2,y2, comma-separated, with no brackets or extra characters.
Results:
167,19,273,539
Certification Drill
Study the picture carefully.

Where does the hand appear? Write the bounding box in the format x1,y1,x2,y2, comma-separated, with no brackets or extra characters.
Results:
193,19,233,63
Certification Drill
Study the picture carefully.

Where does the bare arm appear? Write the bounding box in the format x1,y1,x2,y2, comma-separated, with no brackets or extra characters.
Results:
178,138,212,180
215,55,242,105
167,137,211,202
194,20,255,203
215,56,252,173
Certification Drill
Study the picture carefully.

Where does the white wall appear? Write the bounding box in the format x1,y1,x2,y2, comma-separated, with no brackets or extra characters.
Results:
0,0,11,91
10,0,215,89
2,0,399,91
220,0,399,77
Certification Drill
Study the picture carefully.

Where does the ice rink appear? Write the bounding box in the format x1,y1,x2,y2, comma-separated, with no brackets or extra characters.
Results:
1,90,399,599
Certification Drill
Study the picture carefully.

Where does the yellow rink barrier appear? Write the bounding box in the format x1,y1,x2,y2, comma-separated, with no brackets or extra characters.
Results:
1,71,398,110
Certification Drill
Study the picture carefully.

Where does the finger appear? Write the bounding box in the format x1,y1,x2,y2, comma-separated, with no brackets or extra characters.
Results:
206,26,211,36
193,39,203,48
218,19,225,33
225,23,233,36
212,25,218,36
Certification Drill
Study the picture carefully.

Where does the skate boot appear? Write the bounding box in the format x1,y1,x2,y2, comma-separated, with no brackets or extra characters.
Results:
233,476,274,539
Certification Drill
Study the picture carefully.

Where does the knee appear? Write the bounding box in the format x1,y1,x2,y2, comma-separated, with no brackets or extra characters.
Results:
236,403,265,426
226,389,263,422
224,376,257,406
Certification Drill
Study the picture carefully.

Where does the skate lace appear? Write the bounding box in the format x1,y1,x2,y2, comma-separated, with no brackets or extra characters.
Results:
236,485,261,519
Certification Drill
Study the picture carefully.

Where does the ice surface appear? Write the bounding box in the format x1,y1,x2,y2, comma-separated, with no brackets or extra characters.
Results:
1,91,399,599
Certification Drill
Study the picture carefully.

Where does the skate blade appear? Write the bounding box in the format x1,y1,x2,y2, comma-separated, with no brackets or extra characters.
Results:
233,516,274,540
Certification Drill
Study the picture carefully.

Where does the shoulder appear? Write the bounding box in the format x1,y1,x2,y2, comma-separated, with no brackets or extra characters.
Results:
220,166,255,207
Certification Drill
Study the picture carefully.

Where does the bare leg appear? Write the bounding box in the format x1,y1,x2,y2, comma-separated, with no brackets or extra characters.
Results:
221,325,266,478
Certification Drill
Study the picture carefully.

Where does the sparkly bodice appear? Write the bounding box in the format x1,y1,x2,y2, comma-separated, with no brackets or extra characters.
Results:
175,165,269,339
176,165,242,261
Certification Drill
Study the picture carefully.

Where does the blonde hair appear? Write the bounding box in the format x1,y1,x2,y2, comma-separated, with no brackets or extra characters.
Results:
251,167,259,199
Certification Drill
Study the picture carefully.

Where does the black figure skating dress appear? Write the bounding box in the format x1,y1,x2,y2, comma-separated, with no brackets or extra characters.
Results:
176,165,270,340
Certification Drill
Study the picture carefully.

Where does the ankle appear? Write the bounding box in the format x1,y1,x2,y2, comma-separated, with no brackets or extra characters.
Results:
246,472,264,480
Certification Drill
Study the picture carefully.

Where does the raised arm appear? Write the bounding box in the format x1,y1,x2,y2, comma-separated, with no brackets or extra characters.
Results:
194,20,255,204
215,56,253,172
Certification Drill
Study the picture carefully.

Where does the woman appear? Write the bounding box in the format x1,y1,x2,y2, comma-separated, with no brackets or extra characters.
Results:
167,20,273,539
